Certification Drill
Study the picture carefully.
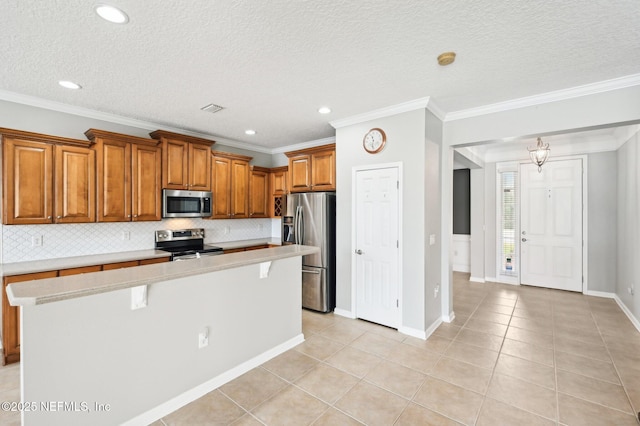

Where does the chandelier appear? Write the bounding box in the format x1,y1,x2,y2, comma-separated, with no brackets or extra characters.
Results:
528,137,550,172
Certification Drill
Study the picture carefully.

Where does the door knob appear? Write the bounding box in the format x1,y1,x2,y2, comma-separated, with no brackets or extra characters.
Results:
522,238,527,242
355,249,363,255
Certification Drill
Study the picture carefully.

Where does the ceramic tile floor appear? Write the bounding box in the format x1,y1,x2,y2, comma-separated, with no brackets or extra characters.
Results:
2,273,640,425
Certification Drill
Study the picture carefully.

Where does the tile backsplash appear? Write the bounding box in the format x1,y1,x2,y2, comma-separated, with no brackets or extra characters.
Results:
1,218,279,263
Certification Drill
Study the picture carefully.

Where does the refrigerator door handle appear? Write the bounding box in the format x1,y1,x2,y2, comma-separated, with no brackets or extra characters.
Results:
294,206,301,245
298,206,304,244
302,269,321,274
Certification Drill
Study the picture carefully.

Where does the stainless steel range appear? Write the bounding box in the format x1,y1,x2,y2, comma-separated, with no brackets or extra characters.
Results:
155,228,223,261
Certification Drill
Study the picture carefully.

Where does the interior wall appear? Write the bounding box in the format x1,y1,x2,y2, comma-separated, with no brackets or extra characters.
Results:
425,109,443,329
484,163,497,281
616,131,640,321
587,151,617,293
470,168,485,281
335,109,429,332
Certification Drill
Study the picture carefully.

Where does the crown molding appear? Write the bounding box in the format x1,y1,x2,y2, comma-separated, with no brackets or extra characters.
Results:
329,97,431,129
271,136,335,154
0,89,274,154
445,73,640,122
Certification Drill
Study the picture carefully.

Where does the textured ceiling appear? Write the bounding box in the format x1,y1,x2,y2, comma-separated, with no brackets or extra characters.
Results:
2,0,639,148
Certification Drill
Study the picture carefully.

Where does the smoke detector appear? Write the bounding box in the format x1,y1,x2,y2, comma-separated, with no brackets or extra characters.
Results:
437,52,456,66
200,104,225,114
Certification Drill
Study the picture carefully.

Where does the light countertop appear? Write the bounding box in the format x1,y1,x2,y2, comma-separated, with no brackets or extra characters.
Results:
7,244,319,307
0,239,283,277
0,249,171,277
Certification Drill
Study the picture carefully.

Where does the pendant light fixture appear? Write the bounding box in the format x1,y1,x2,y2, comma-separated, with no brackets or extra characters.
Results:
528,137,550,172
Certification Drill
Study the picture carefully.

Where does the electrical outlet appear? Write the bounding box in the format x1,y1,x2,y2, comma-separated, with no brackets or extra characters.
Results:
122,231,130,240
198,329,209,349
31,235,43,247
630,284,635,296
434,284,440,298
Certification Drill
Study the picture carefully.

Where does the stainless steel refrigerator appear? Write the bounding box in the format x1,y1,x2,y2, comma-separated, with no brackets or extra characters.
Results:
282,192,336,312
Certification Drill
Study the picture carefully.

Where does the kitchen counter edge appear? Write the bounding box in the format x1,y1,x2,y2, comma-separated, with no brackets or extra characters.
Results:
7,245,318,307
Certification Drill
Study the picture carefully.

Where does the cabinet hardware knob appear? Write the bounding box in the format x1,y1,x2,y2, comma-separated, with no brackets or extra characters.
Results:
57,216,61,219
47,216,52,219
134,215,137,217
128,215,131,218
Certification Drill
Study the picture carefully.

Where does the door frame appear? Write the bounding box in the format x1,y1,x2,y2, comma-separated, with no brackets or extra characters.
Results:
496,155,589,292
351,162,403,324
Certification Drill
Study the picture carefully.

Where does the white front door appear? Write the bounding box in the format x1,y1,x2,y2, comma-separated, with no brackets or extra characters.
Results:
354,166,400,328
520,159,583,291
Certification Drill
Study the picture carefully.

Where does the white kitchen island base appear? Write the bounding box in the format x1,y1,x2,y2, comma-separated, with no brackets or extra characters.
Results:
10,248,316,425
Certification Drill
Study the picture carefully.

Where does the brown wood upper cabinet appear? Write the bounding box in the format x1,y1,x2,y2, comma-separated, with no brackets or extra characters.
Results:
269,166,288,217
150,130,214,191
1,128,95,225
85,129,162,222
285,143,335,192
211,151,252,219
249,166,270,218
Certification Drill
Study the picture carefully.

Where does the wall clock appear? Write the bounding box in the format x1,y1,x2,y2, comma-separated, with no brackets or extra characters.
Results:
363,128,386,154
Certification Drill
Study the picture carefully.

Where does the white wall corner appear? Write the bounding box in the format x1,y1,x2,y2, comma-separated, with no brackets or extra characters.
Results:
442,311,455,323
426,99,447,122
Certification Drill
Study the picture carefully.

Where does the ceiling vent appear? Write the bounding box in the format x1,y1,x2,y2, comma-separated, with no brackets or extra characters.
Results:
200,103,224,114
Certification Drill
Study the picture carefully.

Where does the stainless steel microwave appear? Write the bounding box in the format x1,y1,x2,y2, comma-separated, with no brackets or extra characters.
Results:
162,189,212,218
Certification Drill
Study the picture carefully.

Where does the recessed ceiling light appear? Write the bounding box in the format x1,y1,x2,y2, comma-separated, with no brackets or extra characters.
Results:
318,107,331,114
95,4,129,24
58,80,82,90
245,130,256,135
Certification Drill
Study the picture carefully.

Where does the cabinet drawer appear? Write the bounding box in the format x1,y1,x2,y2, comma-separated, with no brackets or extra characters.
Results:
59,265,102,276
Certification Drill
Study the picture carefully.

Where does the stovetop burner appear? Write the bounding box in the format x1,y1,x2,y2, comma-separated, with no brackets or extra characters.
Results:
155,228,223,260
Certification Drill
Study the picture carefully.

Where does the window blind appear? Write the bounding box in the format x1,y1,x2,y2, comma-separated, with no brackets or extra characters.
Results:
500,171,517,276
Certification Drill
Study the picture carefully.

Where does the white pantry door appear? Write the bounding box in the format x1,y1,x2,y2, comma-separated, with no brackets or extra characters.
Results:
520,159,583,292
354,166,400,328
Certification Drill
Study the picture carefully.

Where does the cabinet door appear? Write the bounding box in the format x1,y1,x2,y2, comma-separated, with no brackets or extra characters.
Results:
231,160,249,218
162,139,189,189
289,155,312,192
3,271,58,365
311,150,336,191
189,143,212,191
271,169,288,195
97,140,131,222
132,143,162,221
3,138,53,224
249,169,269,218
212,156,231,218
55,145,95,223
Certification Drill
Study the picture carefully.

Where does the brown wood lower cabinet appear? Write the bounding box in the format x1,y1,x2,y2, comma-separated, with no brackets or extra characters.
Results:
2,271,58,365
58,265,102,276
1,255,170,365
139,257,170,265
223,244,270,254
103,260,140,270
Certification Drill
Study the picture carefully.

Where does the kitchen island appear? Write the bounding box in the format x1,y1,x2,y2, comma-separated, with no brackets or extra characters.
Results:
6,245,318,426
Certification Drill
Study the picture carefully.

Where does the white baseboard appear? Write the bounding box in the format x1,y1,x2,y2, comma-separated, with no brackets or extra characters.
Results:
485,276,497,283
398,325,426,340
442,310,455,323
613,295,640,334
453,265,470,273
123,333,305,426
584,290,615,298
469,276,485,283
333,308,356,319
